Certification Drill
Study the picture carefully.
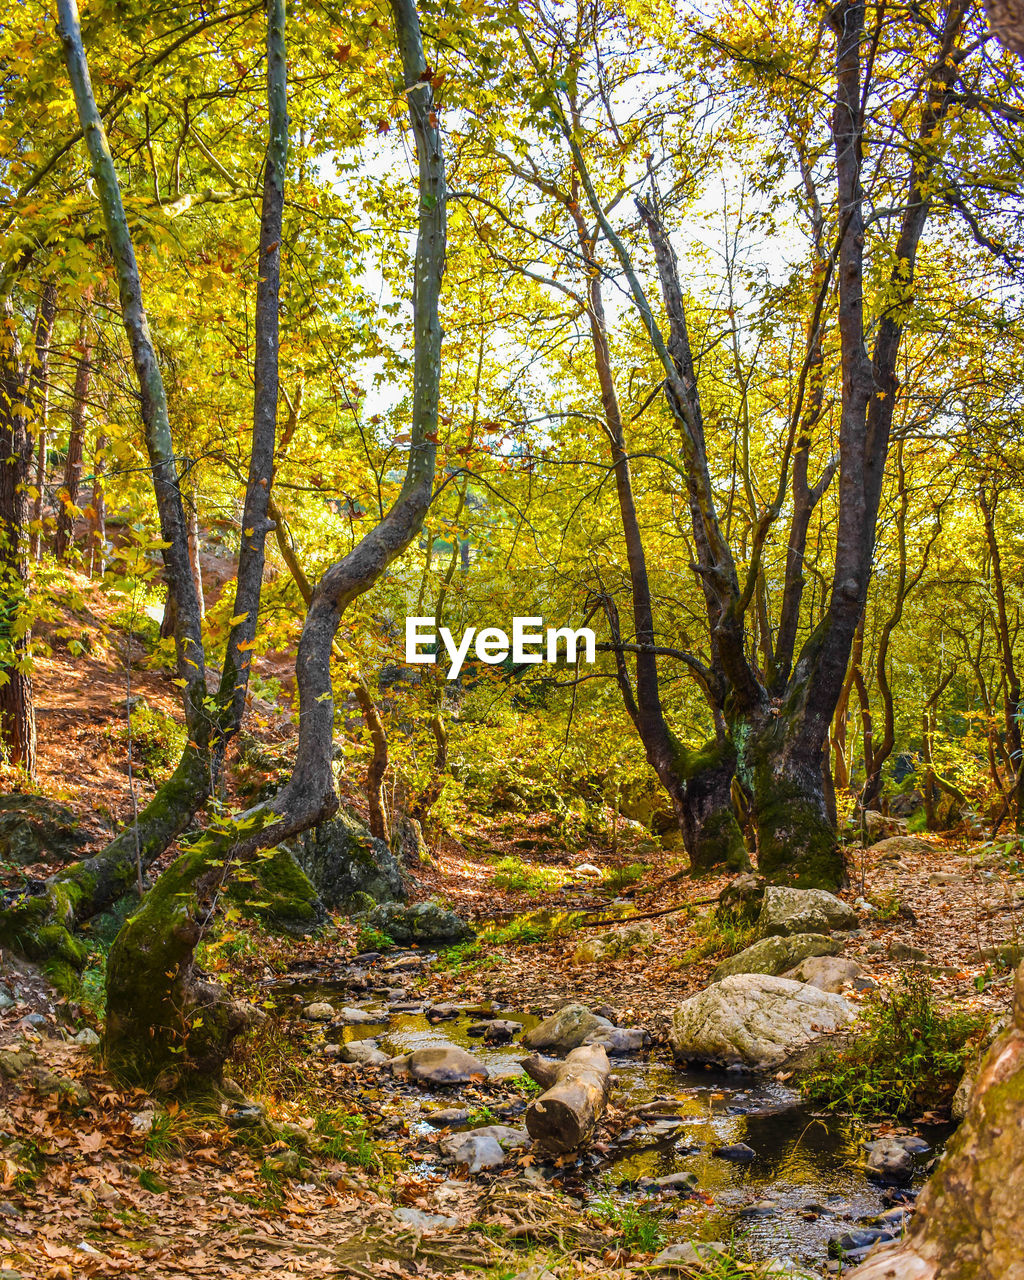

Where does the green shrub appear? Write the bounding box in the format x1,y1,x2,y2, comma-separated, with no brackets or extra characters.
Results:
802,974,989,1119
602,862,648,893
490,855,563,894
108,700,187,783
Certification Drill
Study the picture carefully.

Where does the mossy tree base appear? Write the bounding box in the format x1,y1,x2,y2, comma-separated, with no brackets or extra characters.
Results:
735,715,845,892
103,836,257,1086
677,738,750,874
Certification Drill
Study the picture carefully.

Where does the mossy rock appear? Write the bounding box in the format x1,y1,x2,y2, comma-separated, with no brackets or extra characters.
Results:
0,793,100,866
293,808,405,914
229,846,325,936
364,900,473,946
712,933,842,982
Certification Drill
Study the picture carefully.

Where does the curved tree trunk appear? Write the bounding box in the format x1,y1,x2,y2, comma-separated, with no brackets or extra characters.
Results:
102,0,447,1087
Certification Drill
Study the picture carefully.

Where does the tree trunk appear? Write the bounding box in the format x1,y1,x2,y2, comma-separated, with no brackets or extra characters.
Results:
520,1045,612,1153
352,676,389,841
0,284,56,775
86,431,107,576
54,338,91,561
102,0,446,1087
678,738,749,873
738,710,845,890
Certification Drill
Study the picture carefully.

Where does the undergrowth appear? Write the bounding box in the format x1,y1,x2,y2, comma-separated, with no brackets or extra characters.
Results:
802,973,990,1119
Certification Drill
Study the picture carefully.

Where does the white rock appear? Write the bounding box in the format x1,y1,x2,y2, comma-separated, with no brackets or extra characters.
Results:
669,973,857,1069
302,1001,335,1021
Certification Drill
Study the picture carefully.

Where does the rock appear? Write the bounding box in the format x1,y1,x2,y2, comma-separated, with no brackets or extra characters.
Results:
781,955,867,992
649,1170,699,1191
333,1006,378,1024
669,974,857,1070
862,810,906,840
887,791,923,818
406,1046,489,1085
574,937,613,963
869,834,933,860
332,1040,389,1066
889,941,929,962
651,1241,729,1269
863,1139,915,1184
582,1025,647,1054
969,942,1022,968
424,1107,469,1127
482,1020,520,1043
427,1004,460,1022
757,886,859,937
574,922,656,963
393,1206,458,1231
0,792,101,865
292,807,406,913
229,845,325,935
130,1110,156,1134
764,1258,818,1279
73,1027,100,1046
719,872,766,919
365,901,473,946
713,933,841,981
830,1226,900,1258
0,986,14,1013
572,863,603,877
521,1003,612,1054
713,1142,756,1161
302,1002,335,1021
440,1125,529,1172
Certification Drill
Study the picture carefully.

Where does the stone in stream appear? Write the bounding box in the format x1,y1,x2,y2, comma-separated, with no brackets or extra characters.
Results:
302,1001,335,1021
669,974,857,1070
426,1004,460,1022
646,1170,699,1192
781,954,869,992
328,1040,389,1066
829,1225,901,1259
757,886,859,938
862,1139,915,1184
582,1025,647,1054
712,1142,756,1162
329,1006,379,1025
521,1004,612,1054
440,1124,529,1172
424,1107,470,1127
712,932,841,981
401,1046,490,1085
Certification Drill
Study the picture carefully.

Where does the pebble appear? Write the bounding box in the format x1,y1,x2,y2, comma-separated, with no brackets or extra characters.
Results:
712,1142,756,1162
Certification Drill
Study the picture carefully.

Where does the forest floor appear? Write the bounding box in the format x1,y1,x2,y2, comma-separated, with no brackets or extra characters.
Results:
1,577,1022,1278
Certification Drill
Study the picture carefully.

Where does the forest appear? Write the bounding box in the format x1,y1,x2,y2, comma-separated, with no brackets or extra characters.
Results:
0,0,1022,1276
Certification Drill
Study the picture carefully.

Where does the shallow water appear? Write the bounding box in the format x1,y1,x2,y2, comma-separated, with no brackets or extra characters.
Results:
273,959,938,1267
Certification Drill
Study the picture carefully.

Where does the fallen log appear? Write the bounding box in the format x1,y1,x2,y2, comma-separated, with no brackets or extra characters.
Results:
519,1044,613,1154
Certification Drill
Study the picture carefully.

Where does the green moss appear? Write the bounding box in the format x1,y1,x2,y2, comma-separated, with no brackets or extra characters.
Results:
228,846,324,936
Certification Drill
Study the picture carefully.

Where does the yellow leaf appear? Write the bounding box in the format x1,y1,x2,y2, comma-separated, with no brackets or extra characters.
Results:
229,612,249,626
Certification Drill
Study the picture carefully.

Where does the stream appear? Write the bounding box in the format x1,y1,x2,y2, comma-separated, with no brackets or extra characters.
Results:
267,950,943,1272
